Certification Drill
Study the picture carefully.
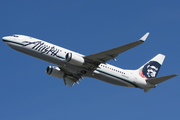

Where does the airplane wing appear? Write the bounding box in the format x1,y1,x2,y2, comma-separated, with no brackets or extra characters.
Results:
84,32,149,69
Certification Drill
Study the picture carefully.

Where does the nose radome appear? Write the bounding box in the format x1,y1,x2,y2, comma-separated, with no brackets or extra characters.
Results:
2,36,9,42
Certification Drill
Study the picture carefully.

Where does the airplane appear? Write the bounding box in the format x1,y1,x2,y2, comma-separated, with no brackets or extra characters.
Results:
2,33,177,92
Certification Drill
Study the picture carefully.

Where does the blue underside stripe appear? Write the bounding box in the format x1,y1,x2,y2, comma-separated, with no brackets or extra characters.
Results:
56,55,65,59
96,69,140,88
3,39,26,46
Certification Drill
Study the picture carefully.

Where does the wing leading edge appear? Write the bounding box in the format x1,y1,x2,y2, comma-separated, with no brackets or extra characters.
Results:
84,32,149,67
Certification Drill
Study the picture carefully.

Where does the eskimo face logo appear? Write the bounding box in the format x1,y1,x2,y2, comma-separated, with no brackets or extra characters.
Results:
142,61,161,78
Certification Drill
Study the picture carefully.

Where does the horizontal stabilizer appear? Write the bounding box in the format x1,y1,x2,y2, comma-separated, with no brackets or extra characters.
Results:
146,74,177,85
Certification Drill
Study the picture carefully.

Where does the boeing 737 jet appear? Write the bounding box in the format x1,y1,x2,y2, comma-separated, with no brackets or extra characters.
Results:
2,33,177,92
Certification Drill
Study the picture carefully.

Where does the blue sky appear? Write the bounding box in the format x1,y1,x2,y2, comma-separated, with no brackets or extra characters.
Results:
1,0,180,120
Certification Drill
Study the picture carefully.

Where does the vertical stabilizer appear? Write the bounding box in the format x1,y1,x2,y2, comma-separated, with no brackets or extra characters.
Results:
138,54,165,79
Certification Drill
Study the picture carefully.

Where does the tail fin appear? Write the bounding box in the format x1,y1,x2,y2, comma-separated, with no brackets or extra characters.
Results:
137,54,177,92
138,54,165,79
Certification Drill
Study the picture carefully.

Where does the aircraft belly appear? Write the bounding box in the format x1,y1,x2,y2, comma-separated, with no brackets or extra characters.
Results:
89,69,139,88
92,72,129,87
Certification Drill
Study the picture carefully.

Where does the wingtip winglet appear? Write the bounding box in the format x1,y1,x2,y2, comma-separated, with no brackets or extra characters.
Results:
140,32,150,42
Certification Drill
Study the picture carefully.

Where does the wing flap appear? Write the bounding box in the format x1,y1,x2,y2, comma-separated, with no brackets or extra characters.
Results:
146,74,177,85
63,77,75,87
59,67,83,87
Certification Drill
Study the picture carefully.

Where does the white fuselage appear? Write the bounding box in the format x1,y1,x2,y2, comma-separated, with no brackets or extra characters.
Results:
3,35,154,89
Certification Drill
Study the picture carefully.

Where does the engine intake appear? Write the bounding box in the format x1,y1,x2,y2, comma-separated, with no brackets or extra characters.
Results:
65,53,85,66
46,66,64,78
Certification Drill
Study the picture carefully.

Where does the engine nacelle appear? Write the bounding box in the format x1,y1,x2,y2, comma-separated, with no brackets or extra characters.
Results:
65,53,85,66
46,66,64,78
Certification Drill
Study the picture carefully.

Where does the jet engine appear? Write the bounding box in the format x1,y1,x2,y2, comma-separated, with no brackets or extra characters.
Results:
46,66,64,78
65,53,85,66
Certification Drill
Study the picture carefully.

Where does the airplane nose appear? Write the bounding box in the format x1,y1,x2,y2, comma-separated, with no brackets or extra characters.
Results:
2,36,14,47
2,37,5,41
2,37,10,47
2,36,9,42
2,36,19,49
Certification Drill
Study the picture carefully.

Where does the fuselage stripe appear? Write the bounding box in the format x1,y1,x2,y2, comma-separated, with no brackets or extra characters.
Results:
3,39,25,46
96,69,140,88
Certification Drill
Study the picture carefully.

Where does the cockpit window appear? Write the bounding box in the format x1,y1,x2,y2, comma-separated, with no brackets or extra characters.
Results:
12,35,18,37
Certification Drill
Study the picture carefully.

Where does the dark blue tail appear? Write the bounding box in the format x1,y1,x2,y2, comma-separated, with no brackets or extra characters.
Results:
138,54,165,79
